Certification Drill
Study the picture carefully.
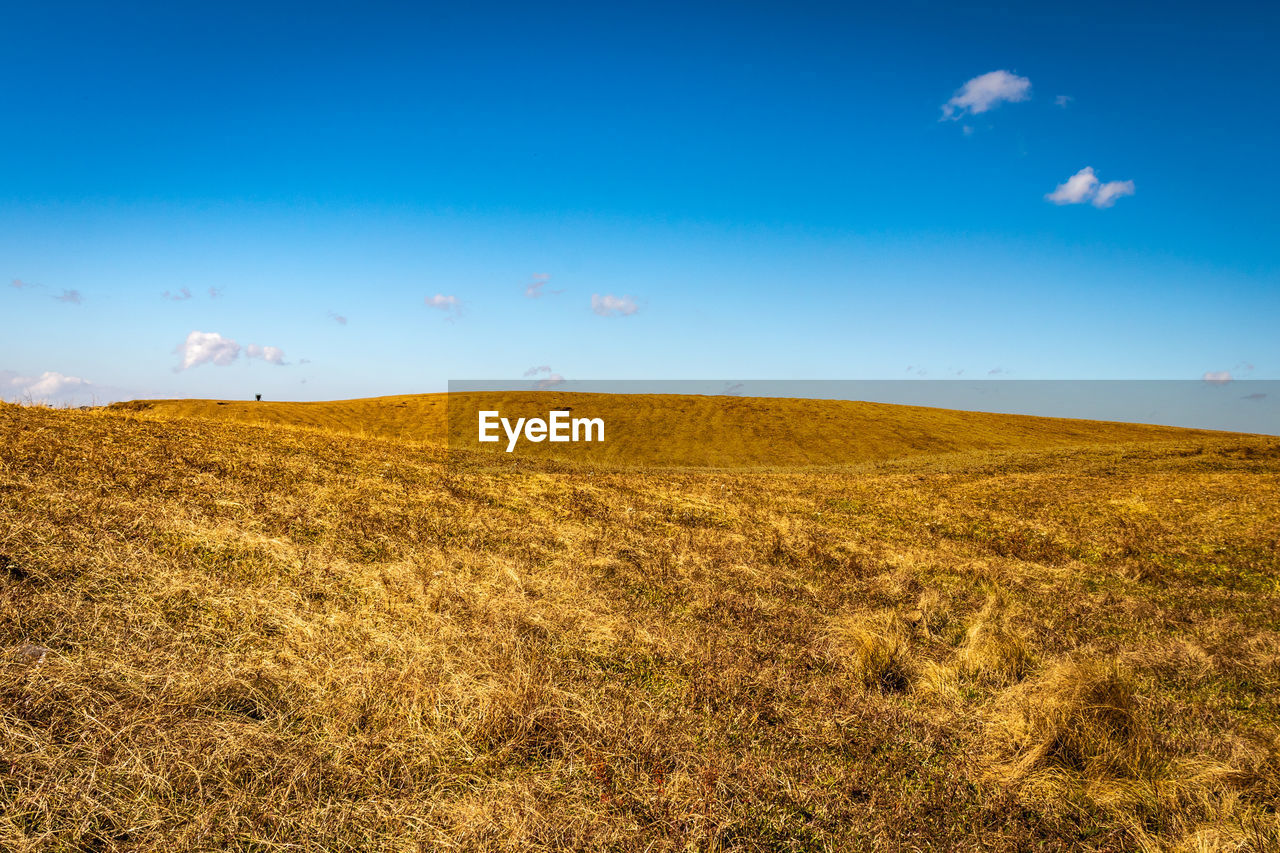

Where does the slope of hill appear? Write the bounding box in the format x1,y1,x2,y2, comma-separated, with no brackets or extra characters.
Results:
3,401,1278,851
112,392,1234,467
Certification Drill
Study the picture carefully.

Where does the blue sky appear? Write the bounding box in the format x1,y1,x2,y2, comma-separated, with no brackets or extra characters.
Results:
2,0,1277,403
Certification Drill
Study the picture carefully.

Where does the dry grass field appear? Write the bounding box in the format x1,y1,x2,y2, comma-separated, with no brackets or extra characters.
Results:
2,397,1279,851
118,392,1224,467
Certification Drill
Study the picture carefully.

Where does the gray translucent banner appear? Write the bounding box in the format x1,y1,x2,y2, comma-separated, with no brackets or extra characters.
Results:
444,379,1277,467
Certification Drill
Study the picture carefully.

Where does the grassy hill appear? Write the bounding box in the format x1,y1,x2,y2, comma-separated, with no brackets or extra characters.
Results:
113,392,1233,467
3,400,1278,850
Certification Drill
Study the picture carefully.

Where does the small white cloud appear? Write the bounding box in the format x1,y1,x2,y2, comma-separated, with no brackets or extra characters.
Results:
523,365,554,377
1046,167,1135,207
162,287,193,301
942,70,1031,120
1046,167,1100,204
329,312,348,325
591,293,638,317
246,344,286,365
53,289,83,304
425,293,460,312
1203,371,1232,385
1091,179,1136,208
11,278,39,289
208,287,222,298
1055,95,1073,108
4,370,91,402
175,331,241,370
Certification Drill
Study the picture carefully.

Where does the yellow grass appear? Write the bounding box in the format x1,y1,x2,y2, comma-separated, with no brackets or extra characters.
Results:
3,398,1278,850
114,392,1232,467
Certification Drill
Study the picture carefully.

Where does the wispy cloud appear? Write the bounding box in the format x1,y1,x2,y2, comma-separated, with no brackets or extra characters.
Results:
1046,167,1135,208
524,273,562,299
329,312,348,325
1055,95,1073,108
1203,370,1232,385
53,289,83,304
425,293,461,318
208,287,223,299
591,293,638,317
11,278,40,290
523,365,564,388
162,287,193,301
942,70,1031,120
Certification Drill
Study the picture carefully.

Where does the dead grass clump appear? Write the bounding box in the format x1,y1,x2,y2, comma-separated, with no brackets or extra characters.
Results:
826,614,915,693
916,660,963,704
988,658,1274,845
909,587,951,637
958,591,1033,685
994,658,1154,784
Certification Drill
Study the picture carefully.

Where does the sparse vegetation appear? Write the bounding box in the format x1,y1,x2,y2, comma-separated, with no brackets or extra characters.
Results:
2,398,1278,850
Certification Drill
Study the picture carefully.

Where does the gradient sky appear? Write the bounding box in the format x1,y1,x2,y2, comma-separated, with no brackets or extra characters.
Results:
2,0,1277,404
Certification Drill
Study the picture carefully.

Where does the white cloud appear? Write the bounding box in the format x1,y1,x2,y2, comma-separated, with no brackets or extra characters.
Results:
53,289,83,304
1092,179,1136,208
1046,167,1100,204
1046,167,1135,207
591,293,638,317
11,278,39,289
523,365,554,377
175,331,242,370
162,287,193,301
25,371,89,398
329,312,348,325
942,70,1031,120
1055,95,1073,108
174,332,286,369
246,344,286,365
4,370,91,402
1203,371,1232,385
425,293,459,311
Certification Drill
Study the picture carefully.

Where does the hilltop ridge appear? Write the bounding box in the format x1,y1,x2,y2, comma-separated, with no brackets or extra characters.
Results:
113,391,1237,467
